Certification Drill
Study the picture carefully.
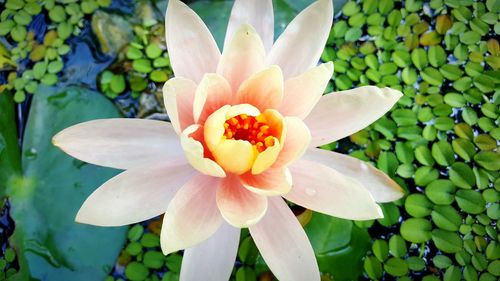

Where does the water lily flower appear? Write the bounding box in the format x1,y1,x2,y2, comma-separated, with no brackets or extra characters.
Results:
53,0,404,280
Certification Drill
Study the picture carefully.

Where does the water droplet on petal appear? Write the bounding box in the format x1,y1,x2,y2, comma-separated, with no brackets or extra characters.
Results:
305,188,317,197
359,162,369,171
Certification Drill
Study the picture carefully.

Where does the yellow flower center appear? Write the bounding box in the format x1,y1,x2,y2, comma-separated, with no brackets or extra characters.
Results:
223,114,275,153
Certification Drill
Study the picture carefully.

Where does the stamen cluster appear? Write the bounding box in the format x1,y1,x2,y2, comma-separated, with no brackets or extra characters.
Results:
223,114,275,153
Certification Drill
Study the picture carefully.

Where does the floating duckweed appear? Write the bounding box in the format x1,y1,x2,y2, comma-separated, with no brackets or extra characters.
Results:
0,0,112,102
322,1,500,278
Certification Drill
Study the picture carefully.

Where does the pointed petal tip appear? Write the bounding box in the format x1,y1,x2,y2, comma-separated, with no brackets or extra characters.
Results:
51,135,59,146
391,184,406,201
74,207,102,226
167,0,184,10
160,244,178,256
74,212,84,224
382,87,404,100
236,23,258,34
323,61,334,73
319,0,334,11
375,204,384,219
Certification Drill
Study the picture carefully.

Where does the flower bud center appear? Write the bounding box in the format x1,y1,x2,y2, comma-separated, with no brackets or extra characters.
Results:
223,114,275,153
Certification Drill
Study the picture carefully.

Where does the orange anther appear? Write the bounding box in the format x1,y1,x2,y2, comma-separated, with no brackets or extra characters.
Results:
264,136,274,147
222,113,278,153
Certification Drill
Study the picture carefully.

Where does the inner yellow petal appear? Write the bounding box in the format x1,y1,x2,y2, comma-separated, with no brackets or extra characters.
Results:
213,140,256,175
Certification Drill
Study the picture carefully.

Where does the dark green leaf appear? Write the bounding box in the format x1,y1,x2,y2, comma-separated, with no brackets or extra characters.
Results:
0,92,22,198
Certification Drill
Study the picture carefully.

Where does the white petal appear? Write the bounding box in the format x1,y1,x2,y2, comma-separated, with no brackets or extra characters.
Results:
249,197,320,281
235,65,284,112
273,117,311,168
284,160,384,220
266,0,333,79
216,175,268,228
305,86,403,147
75,161,194,226
240,167,292,196
279,62,333,119
180,222,240,281
52,119,182,170
161,174,222,255
225,0,274,52
163,77,196,134
218,24,266,93
166,0,220,83
192,74,232,124
302,148,404,202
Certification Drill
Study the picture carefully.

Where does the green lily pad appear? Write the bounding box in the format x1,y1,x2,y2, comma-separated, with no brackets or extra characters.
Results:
388,235,407,258
474,151,500,171
400,218,432,243
363,256,382,280
432,229,462,253
405,194,433,218
305,212,370,281
456,190,486,214
425,180,456,205
449,162,476,189
7,86,127,280
372,239,389,262
384,257,408,277
125,262,149,281
431,205,462,231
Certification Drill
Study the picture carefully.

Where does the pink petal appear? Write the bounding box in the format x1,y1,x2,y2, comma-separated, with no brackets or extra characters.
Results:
240,167,292,196
279,62,333,118
52,119,183,170
180,125,226,177
165,0,220,83
216,175,268,227
75,161,195,226
180,222,240,281
266,0,333,79
235,66,284,112
224,0,274,52
217,24,266,93
302,148,404,202
163,77,196,134
160,174,222,254
273,117,311,168
193,74,232,124
284,160,383,220
249,197,320,281
305,86,402,147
